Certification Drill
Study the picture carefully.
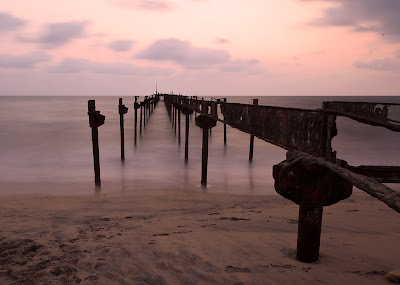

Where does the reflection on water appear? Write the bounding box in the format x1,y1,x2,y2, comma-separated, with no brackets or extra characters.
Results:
0,95,399,196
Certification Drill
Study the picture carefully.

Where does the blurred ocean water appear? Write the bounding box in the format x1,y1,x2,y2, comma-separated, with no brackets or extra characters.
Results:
0,95,399,196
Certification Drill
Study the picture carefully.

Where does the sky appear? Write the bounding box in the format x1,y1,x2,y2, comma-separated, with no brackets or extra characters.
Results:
0,0,400,96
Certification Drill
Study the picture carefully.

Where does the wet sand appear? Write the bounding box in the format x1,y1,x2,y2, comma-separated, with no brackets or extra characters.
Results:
0,187,399,284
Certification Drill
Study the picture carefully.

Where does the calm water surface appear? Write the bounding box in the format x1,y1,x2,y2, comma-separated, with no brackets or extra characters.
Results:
0,96,399,196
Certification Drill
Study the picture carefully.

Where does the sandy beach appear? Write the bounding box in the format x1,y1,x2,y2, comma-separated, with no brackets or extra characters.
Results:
0,185,399,285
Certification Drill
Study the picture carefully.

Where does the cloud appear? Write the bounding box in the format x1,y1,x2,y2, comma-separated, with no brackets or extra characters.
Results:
219,59,263,74
302,0,400,41
215,37,230,44
21,21,87,49
0,51,50,68
49,58,173,76
108,40,134,52
396,49,400,59
0,12,25,32
136,38,230,69
353,58,400,71
114,0,174,11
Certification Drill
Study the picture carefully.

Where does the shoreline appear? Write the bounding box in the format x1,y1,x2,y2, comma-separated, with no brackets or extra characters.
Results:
0,186,399,284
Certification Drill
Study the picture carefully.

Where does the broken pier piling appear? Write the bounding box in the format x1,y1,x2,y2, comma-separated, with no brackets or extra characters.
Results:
195,103,217,187
118,98,128,160
134,96,139,146
249,99,258,162
87,100,105,187
162,94,400,263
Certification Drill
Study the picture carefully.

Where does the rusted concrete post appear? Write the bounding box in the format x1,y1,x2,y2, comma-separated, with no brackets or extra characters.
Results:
88,100,105,187
182,106,193,163
273,152,353,263
249,99,258,162
134,96,139,146
195,105,217,187
119,98,128,160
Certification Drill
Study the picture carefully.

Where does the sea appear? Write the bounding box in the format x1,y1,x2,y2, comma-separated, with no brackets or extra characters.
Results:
1,96,399,196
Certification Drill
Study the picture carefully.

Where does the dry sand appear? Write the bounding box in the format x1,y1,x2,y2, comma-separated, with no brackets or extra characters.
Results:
0,186,399,285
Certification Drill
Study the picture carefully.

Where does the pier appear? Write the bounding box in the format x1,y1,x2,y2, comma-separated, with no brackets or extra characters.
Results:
88,94,400,263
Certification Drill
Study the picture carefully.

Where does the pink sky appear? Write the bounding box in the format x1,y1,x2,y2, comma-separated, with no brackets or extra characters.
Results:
0,0,399,96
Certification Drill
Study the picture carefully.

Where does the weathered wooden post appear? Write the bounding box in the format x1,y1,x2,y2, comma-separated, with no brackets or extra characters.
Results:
273,152,353,263
195,103,217,187
118,98,128,160
249,99,258,162
134,96,139,146
88,100,105,187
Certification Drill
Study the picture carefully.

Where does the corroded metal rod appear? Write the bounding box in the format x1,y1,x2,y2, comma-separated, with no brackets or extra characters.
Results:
297,206,323,263
174,105,177,135
144,99,146,128
178,107,181,144
185,114,189,162
88,100,105,187
249,99,258,162
223,98,227,145
140,104,143,134
91,127,100,186
201,127,209,186
119,98,125,160
134,96,138,146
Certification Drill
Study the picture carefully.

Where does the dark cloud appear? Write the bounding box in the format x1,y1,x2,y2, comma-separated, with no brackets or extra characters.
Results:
136,38,230,69
303,0,400,41
353,58,400,71
22,21,87,49
49,58,173,76
108,40,134,52
115,0,174,11
215,37,230,44
0,12,25,32
0,51,50,68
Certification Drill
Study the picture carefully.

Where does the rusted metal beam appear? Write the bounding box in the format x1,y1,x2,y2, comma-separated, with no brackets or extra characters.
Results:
323,101,400,132
276,151,400,213
348,165,400,183
220,103,336,157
